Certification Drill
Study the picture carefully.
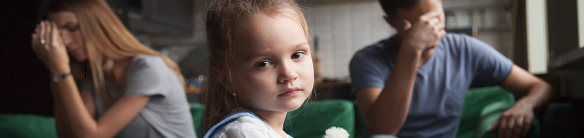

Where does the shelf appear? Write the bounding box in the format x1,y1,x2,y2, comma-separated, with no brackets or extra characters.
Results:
443,0,510,11
548,48,584,71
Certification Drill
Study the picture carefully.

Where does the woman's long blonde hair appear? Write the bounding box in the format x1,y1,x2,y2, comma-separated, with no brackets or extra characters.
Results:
204,0,309,132
44,0,185,103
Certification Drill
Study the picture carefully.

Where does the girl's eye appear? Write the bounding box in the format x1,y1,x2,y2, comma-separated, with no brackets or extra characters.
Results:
256,61,273,68
292,52,305,59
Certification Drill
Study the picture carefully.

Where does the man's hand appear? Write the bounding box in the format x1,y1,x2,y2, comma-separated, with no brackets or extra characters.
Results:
399,11,446,52
489,101,535,138
492,65,553,138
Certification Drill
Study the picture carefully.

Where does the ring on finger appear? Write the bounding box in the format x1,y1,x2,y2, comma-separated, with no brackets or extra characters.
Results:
40,39,46,45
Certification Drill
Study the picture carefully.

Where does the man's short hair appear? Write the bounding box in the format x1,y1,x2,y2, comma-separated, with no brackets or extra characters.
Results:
379,0,422,19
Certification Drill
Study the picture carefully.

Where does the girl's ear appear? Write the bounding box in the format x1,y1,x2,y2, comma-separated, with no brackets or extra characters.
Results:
212,67,231,92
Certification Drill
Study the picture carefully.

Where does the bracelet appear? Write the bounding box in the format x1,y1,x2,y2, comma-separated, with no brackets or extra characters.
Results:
53,72,72,83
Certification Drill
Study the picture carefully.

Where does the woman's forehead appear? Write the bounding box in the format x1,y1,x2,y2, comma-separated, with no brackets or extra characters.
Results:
48,11,78,27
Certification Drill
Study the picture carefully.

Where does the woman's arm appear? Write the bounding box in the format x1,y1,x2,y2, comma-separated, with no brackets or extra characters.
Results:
51,82,72,138
33,21,150,138
52,80,95,138
80,92,96,120
53,76,150,138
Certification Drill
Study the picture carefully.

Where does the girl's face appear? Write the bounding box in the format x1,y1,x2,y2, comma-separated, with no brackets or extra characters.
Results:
231,13,313,113
48,11,87,62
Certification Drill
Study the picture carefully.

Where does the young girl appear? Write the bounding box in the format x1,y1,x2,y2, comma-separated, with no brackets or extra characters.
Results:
30,0,195,137
203,0,314,137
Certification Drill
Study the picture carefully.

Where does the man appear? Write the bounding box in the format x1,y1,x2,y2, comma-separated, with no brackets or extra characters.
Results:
349,0,552,137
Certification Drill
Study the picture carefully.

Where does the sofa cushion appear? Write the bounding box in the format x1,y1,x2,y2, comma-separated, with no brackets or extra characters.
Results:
190,103,205,138
0,113,58,138
457,86,541,138
284,100,355,138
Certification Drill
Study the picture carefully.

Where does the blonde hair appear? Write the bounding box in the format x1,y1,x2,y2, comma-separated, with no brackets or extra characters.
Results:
204,0,309,132
44,0,185,103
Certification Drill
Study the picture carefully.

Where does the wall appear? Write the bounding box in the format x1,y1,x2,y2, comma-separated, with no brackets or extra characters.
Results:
304,1,394,80
302,0,514,80
526,0,548,74
579,0,584,48
177,0,516,80
547,0,579,60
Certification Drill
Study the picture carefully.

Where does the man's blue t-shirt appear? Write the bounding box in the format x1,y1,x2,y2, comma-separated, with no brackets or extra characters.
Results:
349,33,513,138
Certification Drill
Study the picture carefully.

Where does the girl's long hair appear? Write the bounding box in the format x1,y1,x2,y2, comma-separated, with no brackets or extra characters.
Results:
44,0,185,104
203,0,309,132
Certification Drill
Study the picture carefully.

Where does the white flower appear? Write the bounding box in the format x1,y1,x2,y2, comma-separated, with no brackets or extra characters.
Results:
323,126,349,138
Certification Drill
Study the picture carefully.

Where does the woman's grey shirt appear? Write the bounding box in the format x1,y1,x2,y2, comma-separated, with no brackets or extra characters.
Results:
79,55,196,138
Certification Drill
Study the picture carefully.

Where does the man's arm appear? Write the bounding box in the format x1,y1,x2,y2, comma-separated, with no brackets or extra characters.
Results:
489,65,552,138
501,65,551,109
356,49,422,135
355,11,446,135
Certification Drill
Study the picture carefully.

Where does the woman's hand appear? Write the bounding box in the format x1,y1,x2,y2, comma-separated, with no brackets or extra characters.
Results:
32,21,70,75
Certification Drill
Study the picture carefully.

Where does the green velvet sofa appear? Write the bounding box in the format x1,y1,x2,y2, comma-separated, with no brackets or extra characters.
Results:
1,86,553,138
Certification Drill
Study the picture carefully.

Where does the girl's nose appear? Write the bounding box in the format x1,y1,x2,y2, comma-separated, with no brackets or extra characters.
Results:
277,61,299,84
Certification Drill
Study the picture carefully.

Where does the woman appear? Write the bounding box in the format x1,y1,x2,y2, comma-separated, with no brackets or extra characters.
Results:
30,0,196,137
